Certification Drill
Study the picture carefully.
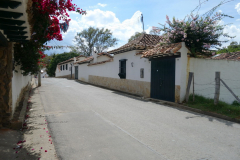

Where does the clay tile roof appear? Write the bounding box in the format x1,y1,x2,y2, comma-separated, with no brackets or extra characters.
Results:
97,52,114,58
58,55,86,65
75,56,93,64
210,52,240,61
141,42,182,58
88,58,113,66
107,34,162,55
136,51,144,55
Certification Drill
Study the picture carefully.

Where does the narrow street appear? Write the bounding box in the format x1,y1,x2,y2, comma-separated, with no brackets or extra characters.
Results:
39,78,240,160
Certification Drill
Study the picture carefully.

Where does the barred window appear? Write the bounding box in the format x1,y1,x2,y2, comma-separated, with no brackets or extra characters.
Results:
118,59,127,79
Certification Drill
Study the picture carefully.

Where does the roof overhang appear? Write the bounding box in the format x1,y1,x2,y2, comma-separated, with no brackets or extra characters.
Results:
149,52,181,60
0,0,31,43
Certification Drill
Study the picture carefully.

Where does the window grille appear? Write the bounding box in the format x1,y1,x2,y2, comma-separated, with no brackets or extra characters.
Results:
140,68,144,78
118,59,127,79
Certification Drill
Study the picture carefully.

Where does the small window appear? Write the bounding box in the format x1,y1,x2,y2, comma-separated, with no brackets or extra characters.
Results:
140,68,144,78
66,64,68,70
118,59,127,79
63,65,65,70
60,65,62,70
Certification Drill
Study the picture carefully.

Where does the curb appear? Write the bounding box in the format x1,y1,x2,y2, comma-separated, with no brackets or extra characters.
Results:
146,98,240,124
74,79,240,124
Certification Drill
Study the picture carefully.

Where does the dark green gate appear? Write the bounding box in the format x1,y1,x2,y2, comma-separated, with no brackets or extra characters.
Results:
75,66,78,79
151,58,175,102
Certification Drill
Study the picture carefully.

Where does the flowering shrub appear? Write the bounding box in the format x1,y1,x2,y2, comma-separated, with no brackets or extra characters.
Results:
152,1,234,57
32,0,86,41
14,0,85,75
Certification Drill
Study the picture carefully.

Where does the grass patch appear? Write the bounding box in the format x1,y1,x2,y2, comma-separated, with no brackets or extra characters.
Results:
186,94,240,119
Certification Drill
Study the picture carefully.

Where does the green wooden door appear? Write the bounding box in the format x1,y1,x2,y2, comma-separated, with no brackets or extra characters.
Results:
75,66,78,79
151,58,175,102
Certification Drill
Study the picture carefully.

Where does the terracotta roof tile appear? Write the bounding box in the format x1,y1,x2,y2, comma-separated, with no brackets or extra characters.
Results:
75,56,93,64
141,43,182,58
107,34,162,55
210,52,240,61
58,55,86,65
97,52,114,58
88,58,113,66
135,51,144,55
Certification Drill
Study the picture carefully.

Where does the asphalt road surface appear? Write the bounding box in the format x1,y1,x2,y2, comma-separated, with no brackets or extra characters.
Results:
39,78,240,160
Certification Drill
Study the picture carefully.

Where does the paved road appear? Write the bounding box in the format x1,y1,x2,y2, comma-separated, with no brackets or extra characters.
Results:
39,78,240,160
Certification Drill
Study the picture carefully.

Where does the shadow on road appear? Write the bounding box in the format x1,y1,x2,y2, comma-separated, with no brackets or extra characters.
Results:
0,128,40,160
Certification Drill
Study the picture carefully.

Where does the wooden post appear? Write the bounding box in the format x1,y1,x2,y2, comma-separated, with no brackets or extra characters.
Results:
220,79,240,103
185,72,193,102
38,71,41,87
214,72,220,105
193,73,195,102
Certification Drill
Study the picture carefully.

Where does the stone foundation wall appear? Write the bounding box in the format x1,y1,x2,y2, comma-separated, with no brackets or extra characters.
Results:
89,75,150,97
0,43,13,127
56,74,75,79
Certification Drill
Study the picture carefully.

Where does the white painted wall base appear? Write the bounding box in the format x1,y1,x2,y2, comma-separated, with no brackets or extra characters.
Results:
189,58,240,104
12,65,32,115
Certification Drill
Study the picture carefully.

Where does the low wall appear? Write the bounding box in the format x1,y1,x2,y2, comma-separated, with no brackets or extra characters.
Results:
56,74,75,79
189,58,240,104
12,65,32,117
89,75,150,97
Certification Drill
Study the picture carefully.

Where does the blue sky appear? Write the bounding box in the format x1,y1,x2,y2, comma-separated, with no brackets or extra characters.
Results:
45,0,240,55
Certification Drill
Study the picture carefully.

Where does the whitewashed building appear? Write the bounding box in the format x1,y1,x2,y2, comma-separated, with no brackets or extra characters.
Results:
55,55,86,79
56,34,240,104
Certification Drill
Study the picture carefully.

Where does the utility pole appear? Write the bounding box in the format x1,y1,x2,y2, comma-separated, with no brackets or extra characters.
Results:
71,63,72,79
141,14,146,49
38,71,41,87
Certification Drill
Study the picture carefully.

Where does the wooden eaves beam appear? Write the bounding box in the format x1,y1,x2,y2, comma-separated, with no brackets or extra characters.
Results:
0,1,22,9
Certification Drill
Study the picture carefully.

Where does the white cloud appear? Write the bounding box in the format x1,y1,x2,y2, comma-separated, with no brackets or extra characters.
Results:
219,23,240,47
45,9,153,55
98,3,107,7
62,9,151,50
235,3,240,14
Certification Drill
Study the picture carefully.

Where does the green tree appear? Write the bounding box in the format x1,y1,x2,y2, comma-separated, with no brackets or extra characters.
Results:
72,27,118,56
47,52,79,77
217,41,240,54
128,32,145,42
41,53,54,68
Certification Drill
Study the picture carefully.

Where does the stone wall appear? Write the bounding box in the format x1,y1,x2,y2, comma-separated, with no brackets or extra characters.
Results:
0,43,13,127
56,74,75,79
89,75,150,98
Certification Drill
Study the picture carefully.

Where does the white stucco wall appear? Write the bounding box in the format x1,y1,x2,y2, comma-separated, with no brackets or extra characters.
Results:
77,50,151,83
12,65,32,115
189,58,240,104
77,63,90,82
174,42,190,102
97,55,110,62
55,61,75,77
